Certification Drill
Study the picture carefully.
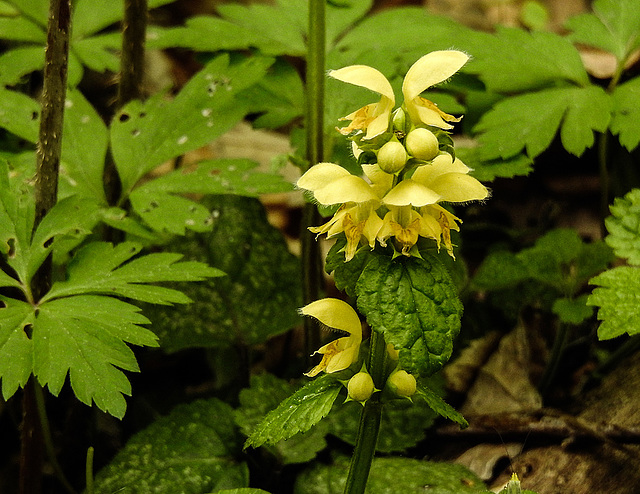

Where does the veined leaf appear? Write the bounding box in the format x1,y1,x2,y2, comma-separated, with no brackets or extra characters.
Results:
0,88,40,142
93,399,249,492
611,77,640,152
474,86,611,160
245,374,342,449
605,188,640,265
0,15,46,42
415,382,468,428
455,147,534,182
588,266,640,340
356,254,463,377
43,241,224,304
111,55,274,196
0,297,34,400
6,0,48,27
566,0,640,62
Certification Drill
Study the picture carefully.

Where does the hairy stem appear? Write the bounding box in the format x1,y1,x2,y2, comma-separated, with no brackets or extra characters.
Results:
302,0,326,359
344,331,387,494
22,1,71,493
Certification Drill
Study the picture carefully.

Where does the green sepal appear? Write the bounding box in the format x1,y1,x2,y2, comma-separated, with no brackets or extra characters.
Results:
355,253,463,377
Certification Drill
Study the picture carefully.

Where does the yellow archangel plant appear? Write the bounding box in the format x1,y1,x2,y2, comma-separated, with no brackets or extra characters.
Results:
297,50,489,260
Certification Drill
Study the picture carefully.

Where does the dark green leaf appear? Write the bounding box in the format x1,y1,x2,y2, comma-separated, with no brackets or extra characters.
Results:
235,374,329,464
474,86,611,160
93,398,249,493
214,490,271,494
611,77,640,151
605,188,640,264
588,266,640,339
245,374,341,449
455,147,533,182
552,295,594,325
325,236,374,298
356,254,463,377
0,297,34,400
415,382,468,428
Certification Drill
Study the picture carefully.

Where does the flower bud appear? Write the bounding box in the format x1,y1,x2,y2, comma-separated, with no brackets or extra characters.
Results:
347,371,375,402
405,128,439,161
387,370,416,398
377,140,407,173
392,108,407,133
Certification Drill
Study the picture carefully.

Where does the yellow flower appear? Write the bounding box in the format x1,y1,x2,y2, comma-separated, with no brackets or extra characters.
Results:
329,50,469,138
301,298,363,377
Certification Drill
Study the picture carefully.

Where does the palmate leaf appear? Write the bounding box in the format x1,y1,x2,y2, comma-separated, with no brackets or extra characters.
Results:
566,0,640,62
611,77,640,152
42,241,224,304
474,86,611,160
93,398,249,493
0,297,34,400
605,188,640,265
455,147,533,182
245,374,342,449
356,253,462,377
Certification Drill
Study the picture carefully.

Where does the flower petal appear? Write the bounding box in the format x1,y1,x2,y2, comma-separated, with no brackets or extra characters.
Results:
411,154,470,185
300,298,362,337
402,50,469,101
329,65,395,101
312,175,378,205
297,162,351,192
383,179,441,207
429,174,489,203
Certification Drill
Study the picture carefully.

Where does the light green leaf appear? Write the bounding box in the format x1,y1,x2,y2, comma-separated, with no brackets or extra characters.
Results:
611,77,640,151
466,27,589,92
147,196,301,351
0,88,40,142
588,266,640,339
235,374,329,464
110,55,273,196
565,0,640,62
44,241,223,304
0,297,34,400
605,188,640,265
455,147,533,182
245,374,342,449
34,296,157,418
474,86,611,160
414,382,468,428
552,295,594,325
356,253,463,377
214,490,271,494
93,398,249,493
294,456,487,494
6,0,48,27
0,45,45,85
0,15,46,42
71,33,121,75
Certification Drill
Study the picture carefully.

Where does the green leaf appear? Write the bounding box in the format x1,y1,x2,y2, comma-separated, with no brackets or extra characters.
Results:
0,46,45,85
356,254,463,377
235,374,330,464
611,77,640,151
214,490,271,494
414,382,468,428
43,241,223,304
605,188,640,265
325,236,373,298
93,398,249,493
72,33,121,73
472,250,529,291
552,295,594,325
34,296,157,418
245,374,342,449
466,27,589,92
0,88,40,142
0,297,34,400
6,0,48,27
455,147,533,182
565,0,640,62
111,55,274,196
588,266,640,339
0,15,46,42
474,86,611,160
147,196,301,351
294,456,487,494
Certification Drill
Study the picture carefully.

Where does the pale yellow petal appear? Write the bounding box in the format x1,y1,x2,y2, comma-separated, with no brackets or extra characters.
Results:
429,174,489,203
314,176,378,205
361,163,394,197
412,99,461,129
402,50,469,101
362,210,384,247
329,65,395,101
383,179,440,207
411,154,470,185
325,343,360,373
297,162,351,192
300,298,362,337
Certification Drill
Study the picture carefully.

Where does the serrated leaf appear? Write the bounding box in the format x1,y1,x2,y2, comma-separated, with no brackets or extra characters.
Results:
43,241,223,304
466,27,589,92
552,295,594,325
565,0,640,62
455,147,533,182
474,86,611,160
147,196,301,351
611,77,640,152
0,297,34,400
324,236,373,298
93,398,249,493
111,55,274,196
356,254,463,377
415,382,468,428
33,296,157,418
235,374,329,464
588,266,640,339
245,374,342,449
294,456,487,494
605,188,640,264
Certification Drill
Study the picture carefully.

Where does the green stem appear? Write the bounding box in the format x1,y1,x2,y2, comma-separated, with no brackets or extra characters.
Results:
302,0,326,359
538,321,569,398
85,447,95,494
344,331,387,494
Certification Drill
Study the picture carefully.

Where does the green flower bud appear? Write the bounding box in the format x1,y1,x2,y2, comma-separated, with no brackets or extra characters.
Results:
392,108,407,133
387,370,416,398
377,140,407,173
347,371,375,402
405,128,439,161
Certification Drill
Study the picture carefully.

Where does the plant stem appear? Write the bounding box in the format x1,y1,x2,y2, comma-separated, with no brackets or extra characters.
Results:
302,0,326,359
538,321,569,398
22,1,71,493
344,330,387,494
85,447,95,494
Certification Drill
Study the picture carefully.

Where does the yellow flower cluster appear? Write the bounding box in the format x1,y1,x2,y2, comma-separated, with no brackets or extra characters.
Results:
297,51,489,260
